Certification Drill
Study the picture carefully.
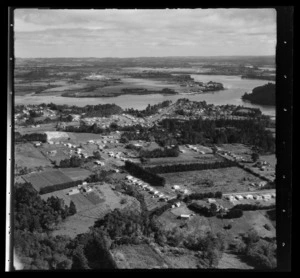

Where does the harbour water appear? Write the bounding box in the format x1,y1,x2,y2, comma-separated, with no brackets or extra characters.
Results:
15,74,275,117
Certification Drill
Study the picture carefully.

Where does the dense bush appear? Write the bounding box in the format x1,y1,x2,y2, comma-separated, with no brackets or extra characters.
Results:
125,161,166,186
235,231,277,269
242,83,275,106
14,183,73,232
222,208,243,219
159,117,275,153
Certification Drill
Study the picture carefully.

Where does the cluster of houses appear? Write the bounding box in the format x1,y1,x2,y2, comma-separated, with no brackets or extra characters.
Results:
125,175,175,202
226,192,276,202
220,150,247,162
250,181,268,188
67,181,93,195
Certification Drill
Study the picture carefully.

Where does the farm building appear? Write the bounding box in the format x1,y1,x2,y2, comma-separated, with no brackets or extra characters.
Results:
180,214,191,219
245,194,254,200
68,188,80,195
172,185,181,190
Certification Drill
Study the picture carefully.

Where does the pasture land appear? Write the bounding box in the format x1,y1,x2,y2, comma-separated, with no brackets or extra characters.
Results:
17,123,57,134
111,244,167,269
67,132,103,144
145,153,222,167
15,142,52,168
217,252,254,269
49,183,141,238
39,143,73,163
160,167,263,194
59,167,92,181
217,143,253,155
260,154,276,168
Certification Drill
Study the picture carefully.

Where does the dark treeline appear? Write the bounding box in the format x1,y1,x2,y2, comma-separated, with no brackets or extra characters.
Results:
124,161,166,186
159,117,275,153
144,160,237,174
39,180,82,194
232,203,276,211
139,146,180,158
124,100,172,118
15,132,47,143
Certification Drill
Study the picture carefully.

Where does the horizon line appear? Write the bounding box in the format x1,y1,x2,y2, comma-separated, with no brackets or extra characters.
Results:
15,55,275,59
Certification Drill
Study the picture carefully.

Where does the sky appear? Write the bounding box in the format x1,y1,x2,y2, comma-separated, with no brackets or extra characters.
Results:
14,8,277,58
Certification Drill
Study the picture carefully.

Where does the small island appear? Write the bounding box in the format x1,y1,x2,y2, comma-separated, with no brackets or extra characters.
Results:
242,83,275,106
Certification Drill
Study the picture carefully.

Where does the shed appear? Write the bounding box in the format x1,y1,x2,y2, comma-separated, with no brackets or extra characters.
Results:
180,214,190,219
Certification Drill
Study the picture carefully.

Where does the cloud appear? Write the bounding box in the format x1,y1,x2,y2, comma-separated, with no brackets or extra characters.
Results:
14,8,276,57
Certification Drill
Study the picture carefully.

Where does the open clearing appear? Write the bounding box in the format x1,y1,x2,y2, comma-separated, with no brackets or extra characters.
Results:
217,252,254,269
59,167,92,181
260,154,277,168
160,167,263,193
111,244,167,269
49,183,140,238
15,142,52,168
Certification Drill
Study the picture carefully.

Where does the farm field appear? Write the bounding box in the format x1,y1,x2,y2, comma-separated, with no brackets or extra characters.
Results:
145,153,223,167
39,143,73,163
59,167,92,181
217,143,253,155
22,169,73,192
16,123,57,134
160,167,263,193
111,244,168,269
67,132,103,144
15,142,52,168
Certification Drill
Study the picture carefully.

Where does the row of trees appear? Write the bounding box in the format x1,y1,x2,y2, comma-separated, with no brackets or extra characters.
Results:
144,160,237,174
232,203,276,211
184,191,223,202
15,132,47,143
124,161,166,186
